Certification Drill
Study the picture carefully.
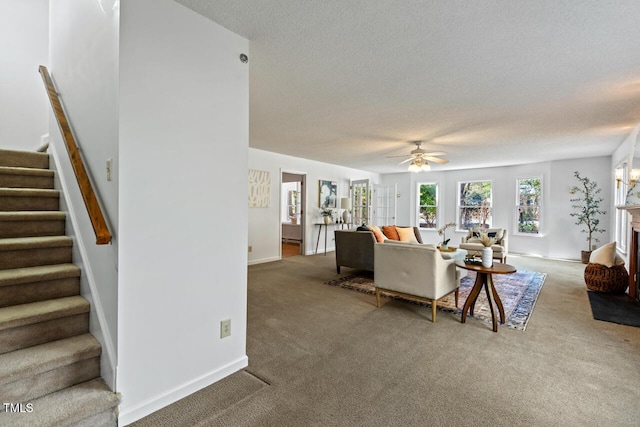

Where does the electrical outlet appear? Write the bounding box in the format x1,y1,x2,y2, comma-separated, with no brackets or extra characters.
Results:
248,246,252,253
220,319,231,338
106,159,112,181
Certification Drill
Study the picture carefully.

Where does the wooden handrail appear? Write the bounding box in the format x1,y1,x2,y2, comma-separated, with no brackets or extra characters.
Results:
39,65,112,245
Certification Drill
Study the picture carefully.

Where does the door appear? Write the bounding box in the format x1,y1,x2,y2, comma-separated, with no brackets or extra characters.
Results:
371,183,397,226
281,171,306,257
351,179,370,226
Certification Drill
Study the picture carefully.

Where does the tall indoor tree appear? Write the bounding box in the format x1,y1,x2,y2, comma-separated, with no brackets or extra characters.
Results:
570,171,606,263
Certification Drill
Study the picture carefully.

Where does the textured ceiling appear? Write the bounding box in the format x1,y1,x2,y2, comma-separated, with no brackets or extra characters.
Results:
174,0,640,173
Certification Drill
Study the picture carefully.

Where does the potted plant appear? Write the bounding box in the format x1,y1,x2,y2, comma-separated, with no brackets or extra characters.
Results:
570,171,606,263
320,207,333,225
437,222,456,250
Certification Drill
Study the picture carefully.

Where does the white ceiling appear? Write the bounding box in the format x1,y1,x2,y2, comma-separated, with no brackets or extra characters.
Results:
174,0,640,173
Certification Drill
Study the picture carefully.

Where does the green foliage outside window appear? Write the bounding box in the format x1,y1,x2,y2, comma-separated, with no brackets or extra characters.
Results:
353,184,369,224
418,183,437,228
517,178,541,234
458,181,492,229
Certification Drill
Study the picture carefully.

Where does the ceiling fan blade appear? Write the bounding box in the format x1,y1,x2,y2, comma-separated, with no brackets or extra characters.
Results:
387,141,449,167
397,158,414,165
424,156,449,164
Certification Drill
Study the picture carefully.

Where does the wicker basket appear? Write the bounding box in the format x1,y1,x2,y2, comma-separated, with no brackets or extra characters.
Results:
584,263,629,293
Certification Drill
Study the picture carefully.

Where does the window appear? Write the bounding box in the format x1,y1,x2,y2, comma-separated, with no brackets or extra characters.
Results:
615,164,627,253
516,178,542,235
281,182,301,223
458,181,492,230
417,183,438,229
287,190,299,219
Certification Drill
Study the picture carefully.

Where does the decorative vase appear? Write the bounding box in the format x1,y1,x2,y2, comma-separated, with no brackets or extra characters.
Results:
441,243,448,250
482,247,493,267
323,216,331,225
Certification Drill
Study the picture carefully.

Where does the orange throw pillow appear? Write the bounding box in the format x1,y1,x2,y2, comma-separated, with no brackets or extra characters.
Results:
381,225,400,241
369,225,386,243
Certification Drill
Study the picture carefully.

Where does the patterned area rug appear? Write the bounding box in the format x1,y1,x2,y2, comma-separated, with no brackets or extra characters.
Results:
325,269,546,331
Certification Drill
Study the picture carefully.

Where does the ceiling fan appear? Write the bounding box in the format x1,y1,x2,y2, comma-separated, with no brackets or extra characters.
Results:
387,141,449,172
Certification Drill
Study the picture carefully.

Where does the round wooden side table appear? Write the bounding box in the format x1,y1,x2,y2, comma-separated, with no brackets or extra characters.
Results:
456,262,517,332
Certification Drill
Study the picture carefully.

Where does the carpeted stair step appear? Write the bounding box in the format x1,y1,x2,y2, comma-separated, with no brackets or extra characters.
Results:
0,236,72,270
0,188,60,211
0,334,101,404
0,211,66,238
0,149,49,170
0,166,54,189
0,264,81,308
0,296,90,354
0,148,116,424
1,378,119,427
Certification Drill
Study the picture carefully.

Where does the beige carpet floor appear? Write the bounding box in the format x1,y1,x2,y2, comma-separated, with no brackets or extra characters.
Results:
133,254,640,426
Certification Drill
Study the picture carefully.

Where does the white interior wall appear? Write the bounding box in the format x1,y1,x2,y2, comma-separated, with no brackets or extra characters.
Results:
381,156,612,261
118,0,248,424
546,157,611,259
610,125,640,266
248,148,379,264
0,0,49,150
48,0,120,388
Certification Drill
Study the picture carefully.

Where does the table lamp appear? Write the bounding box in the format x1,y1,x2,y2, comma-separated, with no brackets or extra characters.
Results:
340,198,351,224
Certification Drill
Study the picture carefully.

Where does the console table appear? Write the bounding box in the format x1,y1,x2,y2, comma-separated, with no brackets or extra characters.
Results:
314,222,352,255
314,223,333,255
456,261,517,332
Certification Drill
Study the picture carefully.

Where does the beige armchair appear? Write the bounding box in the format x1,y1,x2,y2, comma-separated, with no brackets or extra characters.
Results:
373,241,460,322
459,228,508,262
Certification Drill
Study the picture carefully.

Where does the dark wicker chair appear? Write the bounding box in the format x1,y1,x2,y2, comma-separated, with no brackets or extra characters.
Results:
584,263,629,293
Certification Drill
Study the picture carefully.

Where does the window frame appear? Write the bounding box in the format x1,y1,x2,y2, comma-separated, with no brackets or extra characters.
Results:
416,182,438,229
614,164,627,254
457,180,493,231
281,182,301,223
514,176,543,237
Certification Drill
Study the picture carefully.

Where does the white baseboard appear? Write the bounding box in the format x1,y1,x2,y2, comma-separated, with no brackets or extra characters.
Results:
248,256,280,265
48,143,117,386
118,355,248,426
247,249,336,266
36,133,50,152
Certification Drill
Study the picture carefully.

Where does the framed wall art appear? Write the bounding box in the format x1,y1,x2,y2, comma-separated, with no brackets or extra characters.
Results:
319,180,337,208
248,169,271,207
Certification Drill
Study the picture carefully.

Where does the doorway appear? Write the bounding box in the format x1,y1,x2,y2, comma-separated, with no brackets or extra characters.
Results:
281,171,306,258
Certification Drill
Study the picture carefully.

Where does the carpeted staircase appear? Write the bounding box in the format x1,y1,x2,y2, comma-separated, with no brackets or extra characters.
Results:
0,149,119,426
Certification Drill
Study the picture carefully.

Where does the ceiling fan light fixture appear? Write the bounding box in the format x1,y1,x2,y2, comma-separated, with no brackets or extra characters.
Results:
392,141,448,171
408,160,421,173
408,158,430,173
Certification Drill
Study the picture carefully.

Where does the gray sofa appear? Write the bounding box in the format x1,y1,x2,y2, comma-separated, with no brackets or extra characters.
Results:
334,226,423,273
